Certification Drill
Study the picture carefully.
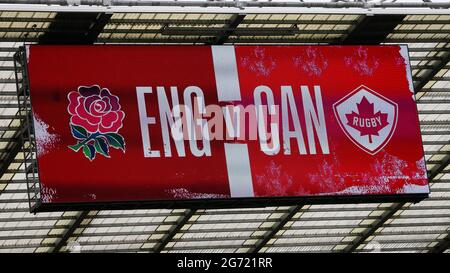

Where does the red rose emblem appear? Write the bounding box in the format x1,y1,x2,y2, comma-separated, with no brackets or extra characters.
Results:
67,85,125,161
68,85,125,133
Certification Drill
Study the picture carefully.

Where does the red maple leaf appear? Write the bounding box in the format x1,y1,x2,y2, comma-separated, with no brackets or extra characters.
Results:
345,96,389,143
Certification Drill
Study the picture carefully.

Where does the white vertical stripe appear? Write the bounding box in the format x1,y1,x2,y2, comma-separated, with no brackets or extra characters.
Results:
211,45,242,102
211,45,254,198
224,143,254,197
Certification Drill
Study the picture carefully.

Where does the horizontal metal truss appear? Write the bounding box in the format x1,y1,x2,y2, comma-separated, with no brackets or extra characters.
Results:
0,0,449,10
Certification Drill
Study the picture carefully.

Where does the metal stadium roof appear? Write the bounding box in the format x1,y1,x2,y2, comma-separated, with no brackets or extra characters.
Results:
0,0,449,253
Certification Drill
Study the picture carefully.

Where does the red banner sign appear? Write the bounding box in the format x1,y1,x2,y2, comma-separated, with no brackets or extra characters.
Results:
26,45,429,208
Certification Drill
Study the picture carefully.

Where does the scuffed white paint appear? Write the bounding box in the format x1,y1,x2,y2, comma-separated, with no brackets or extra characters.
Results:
293,47,328,77
413,158,428,180
372,152,409,181
33,113,59,157
329,185,389,195
344,46,380,76
307,151,345,194
240,46,276,77
255,160,294,196
399,45,416,100
308,151,428,196
166,188,228,199
397,183,430,194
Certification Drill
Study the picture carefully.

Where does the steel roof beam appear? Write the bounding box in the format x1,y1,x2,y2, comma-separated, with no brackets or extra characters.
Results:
0,62,25,198
109,19,357,25
26,17,450,26
0,210,445,223
0,136,21,179
430,232,450,253
414,49,450,94
410,48,450,52
1,2,450,15
341,14,405,45
7,17,446,26
211,13,245,45
51,211,89,253
1,221,449,233
415,77,450,83
421,131,450,135
152,209,196,253
428,156,450,182
44,228,444,241
73,246,436,253
58,37,450,44
39,12,112,44
343,202,405,252
249,205,303,253
418,120,450,125
0,0,449,9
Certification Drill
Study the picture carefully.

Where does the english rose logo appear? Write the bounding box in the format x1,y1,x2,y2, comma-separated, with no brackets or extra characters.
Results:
67,85,125,161
333,85,398,155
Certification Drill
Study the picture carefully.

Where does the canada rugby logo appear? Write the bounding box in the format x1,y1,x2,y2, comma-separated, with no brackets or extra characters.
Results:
333,85,398,155
67,85,126,161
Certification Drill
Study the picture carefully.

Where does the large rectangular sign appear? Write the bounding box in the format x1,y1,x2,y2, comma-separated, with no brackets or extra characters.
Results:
25,45,429,211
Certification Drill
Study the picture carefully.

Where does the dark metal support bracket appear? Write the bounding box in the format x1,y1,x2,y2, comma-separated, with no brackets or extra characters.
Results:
153,209,196,253
249,205,303,253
